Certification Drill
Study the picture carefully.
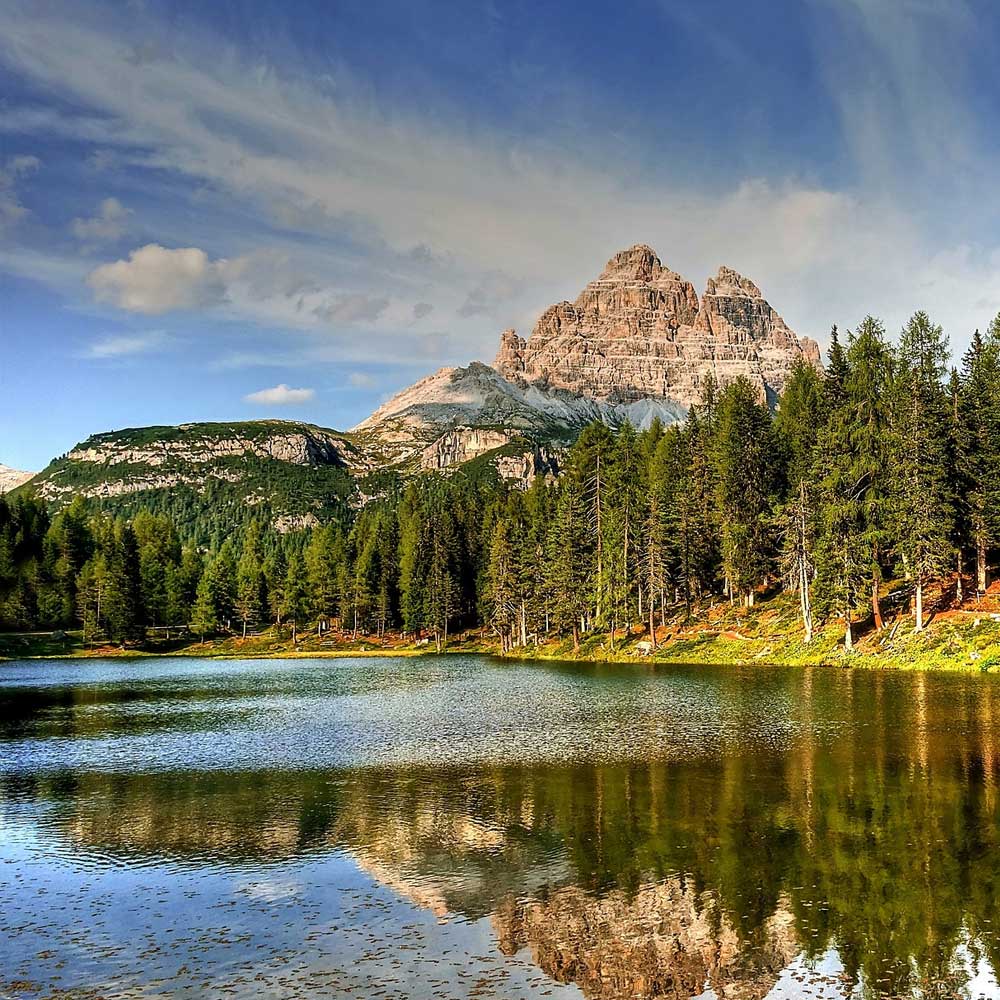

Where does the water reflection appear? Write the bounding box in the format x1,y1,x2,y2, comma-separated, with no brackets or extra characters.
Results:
2,658,1000,998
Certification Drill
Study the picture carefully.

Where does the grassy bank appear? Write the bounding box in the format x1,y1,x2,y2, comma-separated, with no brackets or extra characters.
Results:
3,580,1000,672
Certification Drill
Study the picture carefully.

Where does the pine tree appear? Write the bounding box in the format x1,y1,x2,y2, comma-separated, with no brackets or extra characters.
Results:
236,523,267,637
712,377,776,607
486,516,518,652
189,568,217,642
547,480,589,652
775,360,824,641
569,422,615,626
814,339,870,650
424,489,459,652
306,524,341,629
264,547,288,624
845,317,895,631
959,326,1000,593
103,522,146,644
891,312,953,630
282,552,310,643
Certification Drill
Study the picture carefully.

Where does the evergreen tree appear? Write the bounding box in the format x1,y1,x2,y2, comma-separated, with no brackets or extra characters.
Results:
282,552,311,642
959,326,1000,593
235,522,267,637
547,480,589,652
845,317,896,631
189,568,217,642
775,360,824,641
891,312,953,630
103,522,145,644
712,377,776,607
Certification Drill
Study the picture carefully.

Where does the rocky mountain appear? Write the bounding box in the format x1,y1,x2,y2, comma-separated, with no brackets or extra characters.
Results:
16,243,821,533
0,464,33,494
24,421,365,538
359,244,820,465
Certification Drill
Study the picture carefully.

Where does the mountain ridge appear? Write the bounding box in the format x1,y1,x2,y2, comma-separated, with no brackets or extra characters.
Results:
0,464,33,494
16,243,820,533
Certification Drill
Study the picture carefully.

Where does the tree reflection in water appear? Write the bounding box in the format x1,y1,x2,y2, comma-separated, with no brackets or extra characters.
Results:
2,663,1000,998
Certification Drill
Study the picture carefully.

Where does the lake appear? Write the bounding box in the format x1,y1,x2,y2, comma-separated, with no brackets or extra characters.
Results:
1,655,999,999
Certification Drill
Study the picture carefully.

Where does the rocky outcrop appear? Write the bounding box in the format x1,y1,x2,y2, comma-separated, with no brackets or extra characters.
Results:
67,423,360,469
494,244,820,408
0,464,33,493
420,427,518,470
494,446,559,488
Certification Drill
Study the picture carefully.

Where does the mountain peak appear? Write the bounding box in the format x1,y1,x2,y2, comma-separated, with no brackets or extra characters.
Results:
706,266,762,299
597,244,663,280
493,243,819,407
0,464,33,494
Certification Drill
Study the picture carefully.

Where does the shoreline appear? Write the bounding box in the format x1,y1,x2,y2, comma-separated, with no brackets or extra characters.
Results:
3,630,999,673
4,588,1000,673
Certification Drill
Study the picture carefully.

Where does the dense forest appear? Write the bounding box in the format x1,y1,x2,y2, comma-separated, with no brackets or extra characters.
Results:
3,313,1000,653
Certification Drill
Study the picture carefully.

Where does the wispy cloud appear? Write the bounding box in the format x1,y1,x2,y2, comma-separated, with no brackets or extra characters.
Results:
244,383,315,405
0,153,39,234
86,330,169,358
0,0,998,364
71,197,132,244
348,372,375,387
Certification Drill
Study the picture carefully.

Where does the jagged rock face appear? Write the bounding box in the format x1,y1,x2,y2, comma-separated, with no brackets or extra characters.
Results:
495,244,820,408
419,427,559,486
0,464,33,494
421,427,515,470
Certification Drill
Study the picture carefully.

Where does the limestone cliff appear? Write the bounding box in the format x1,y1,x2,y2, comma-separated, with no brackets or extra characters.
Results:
494,244,820,408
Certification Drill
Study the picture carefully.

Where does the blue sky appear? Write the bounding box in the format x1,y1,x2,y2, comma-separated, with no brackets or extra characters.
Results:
3,0,1000,470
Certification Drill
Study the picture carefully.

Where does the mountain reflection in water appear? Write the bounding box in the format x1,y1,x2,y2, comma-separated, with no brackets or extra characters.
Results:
1,656,999,999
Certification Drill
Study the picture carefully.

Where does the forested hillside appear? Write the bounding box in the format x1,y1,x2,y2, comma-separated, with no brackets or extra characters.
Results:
3,312,999,658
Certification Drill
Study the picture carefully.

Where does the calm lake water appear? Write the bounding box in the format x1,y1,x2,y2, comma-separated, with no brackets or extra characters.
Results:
2,656,1000,999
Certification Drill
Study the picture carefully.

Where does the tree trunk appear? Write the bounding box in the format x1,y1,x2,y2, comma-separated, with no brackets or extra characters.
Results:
595,455,603,622
572,622,580,655
520,601,527,648
746,590,754,609
956,550,964,606
800,559,813,645
872,575,883,631
845,616,854,651
977,531,988,594
242,619,247,639
648,596,656,650
915,579,924,632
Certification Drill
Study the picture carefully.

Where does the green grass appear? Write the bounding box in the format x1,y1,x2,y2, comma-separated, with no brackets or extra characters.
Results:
5,588,1000,672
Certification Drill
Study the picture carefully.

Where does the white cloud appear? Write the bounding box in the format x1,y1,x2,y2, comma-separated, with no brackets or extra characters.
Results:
87,244,229,314
244,383,315,405
86,330,168,358
71,197,131,243
348,372,375,387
